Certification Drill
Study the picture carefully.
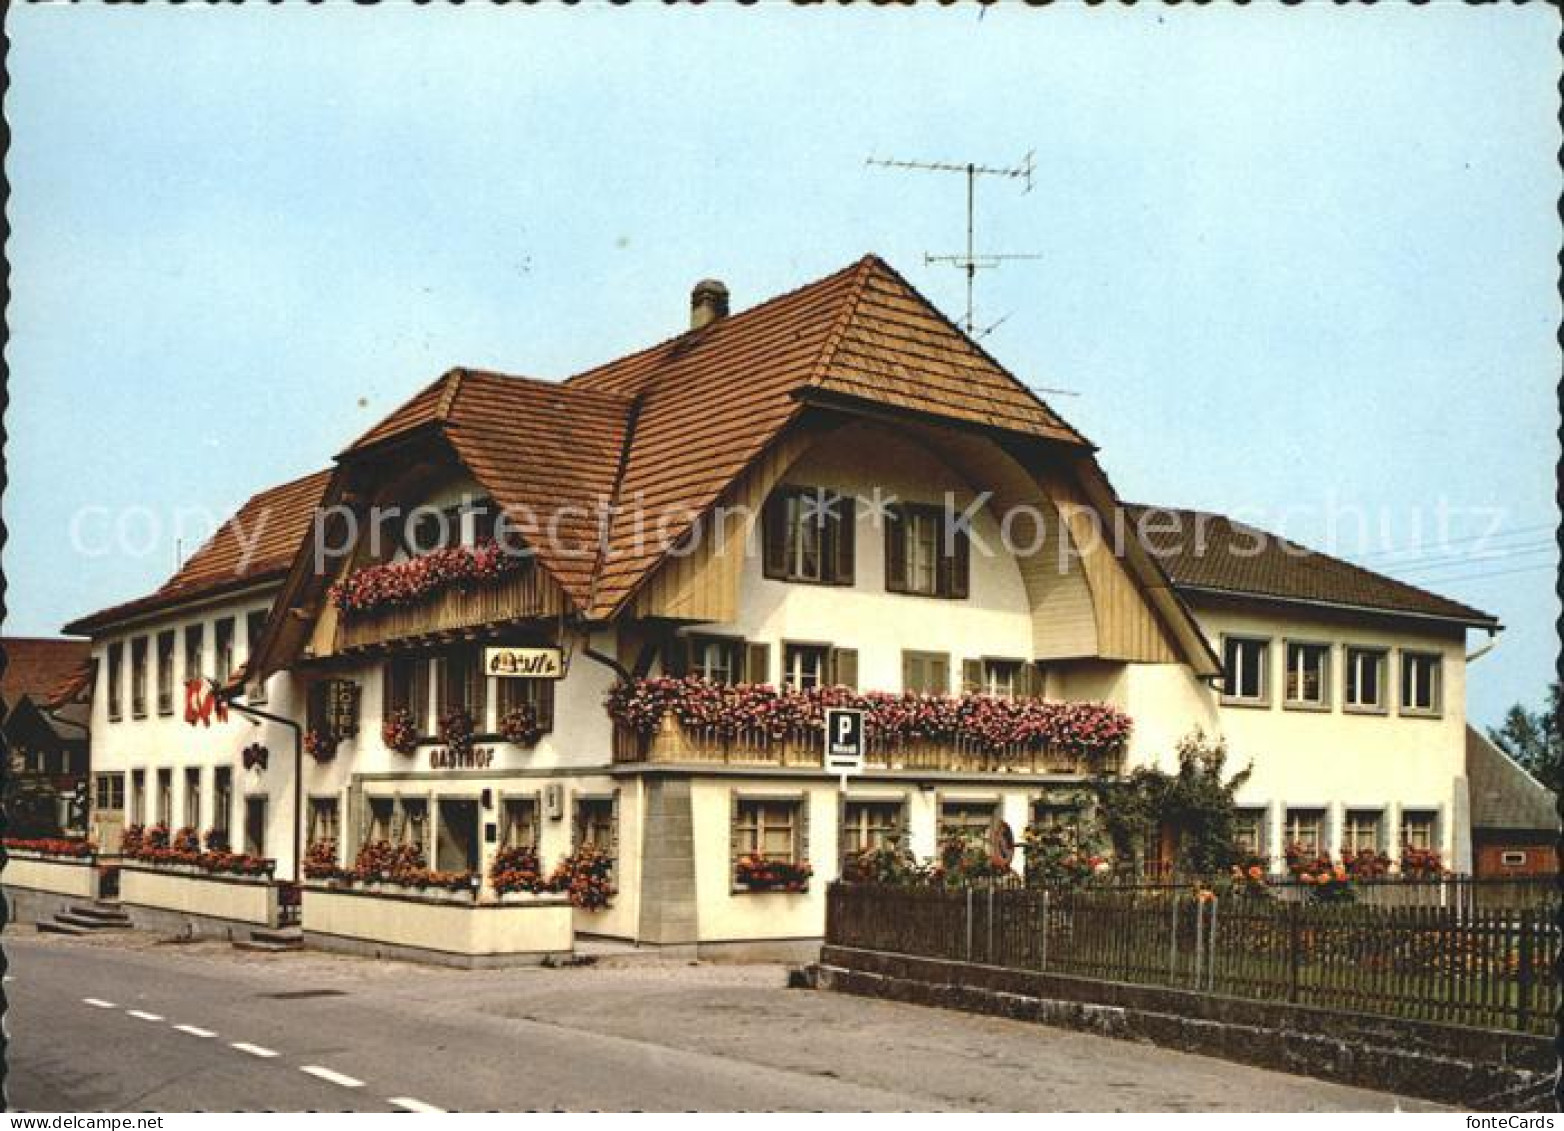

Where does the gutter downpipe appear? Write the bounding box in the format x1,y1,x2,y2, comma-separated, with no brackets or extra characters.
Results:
1466,629,1501,665
219,694,304,885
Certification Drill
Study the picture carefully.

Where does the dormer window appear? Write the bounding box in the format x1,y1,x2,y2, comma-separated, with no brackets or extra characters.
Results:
762,486,854,585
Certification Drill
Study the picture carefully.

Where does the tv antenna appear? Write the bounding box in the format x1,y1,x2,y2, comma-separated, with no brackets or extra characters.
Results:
866,151,1043,335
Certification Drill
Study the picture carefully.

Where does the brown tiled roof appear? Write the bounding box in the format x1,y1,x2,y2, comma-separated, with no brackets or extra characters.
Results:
64,469,334,635
1,637,91,710
567,254,1086,614
1467,726,1557,832
1124,504,1499,627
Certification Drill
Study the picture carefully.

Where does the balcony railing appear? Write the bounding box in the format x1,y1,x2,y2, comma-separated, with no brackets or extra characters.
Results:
611,716,1119,776
333,566,561,654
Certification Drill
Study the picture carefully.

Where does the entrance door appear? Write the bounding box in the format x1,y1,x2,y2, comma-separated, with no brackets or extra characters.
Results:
244,796,268,857
436,799,480,874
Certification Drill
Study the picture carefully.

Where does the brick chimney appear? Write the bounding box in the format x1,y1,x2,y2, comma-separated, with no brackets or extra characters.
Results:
690,279,729,330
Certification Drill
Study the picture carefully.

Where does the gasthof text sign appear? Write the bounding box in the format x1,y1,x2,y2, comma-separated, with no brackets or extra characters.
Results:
485,646,564,679
825,708,866,774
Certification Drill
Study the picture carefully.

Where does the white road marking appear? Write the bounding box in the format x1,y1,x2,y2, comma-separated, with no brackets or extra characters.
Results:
82,998,116,1009
389,1098,446,1113
300,1065,364,1089
127,1009,164,1021
174,1024,216,1038
231,1042,279,1058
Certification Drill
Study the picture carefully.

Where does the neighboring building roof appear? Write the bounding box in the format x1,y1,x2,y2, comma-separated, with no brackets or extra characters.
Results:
1,637,91,709
1467,725,1558,833
64,469,334,635
1124,504,1499,629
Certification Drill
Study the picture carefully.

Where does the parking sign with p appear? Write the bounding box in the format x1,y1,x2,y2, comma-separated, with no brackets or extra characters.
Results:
824,708,865,775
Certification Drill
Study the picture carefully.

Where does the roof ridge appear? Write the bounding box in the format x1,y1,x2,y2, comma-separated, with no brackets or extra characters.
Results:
565,256,869,389
805,255,879,389
436,367,466,421
861,254,1091,448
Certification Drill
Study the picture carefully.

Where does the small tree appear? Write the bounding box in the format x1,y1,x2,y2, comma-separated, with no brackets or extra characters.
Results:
1488,683,1561,792
1094,729,1252,877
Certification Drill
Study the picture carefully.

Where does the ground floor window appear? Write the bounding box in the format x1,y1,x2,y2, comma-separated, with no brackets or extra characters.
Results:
1231,808,1266,857
1029,800,1086,847
130,770,145,825
938,801,998,846
1401,810,1436,851
574,795,618,884
244,796,268,857
840,799,901,868
94,773,125,813
782,643,828,691
362,795,430,857
733,798,803,863
1342,809,1382,854
435,798,480,874
308,797,340,847
1284,808,1324,855
183,767,202,830
502,796,539,849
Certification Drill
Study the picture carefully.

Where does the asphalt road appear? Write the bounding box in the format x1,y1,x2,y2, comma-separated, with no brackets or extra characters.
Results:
3,929,1446,1112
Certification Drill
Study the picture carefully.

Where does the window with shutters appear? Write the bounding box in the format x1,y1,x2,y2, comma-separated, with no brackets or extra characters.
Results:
691,635,742,684
183,766,201,829
1342,810,1382,854
184,623,204,681
383,655,431,737
574,795,619,885
1344,647,1387,712
107,642,124,721
308,797,340,846
1400,652,1442,716
214,617,235,682
130,637,149,718
840,800,903,867
1283,641,1331,708
1284,808,1324,854
885,502,969,599
962,657,1034,700
782,643,829,691
496,672,554,735
1231,808,1266,856
938,801,997,844
502,796,539,848
437,648,487,728
733,798,802,863
1401,810,1436,851
902,650,951,696
156,632,176,715
761,486,855,585
213,768,231,836
1029,800,1084,847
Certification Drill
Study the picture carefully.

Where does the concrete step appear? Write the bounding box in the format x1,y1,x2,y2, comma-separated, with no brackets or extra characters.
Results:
55,912,130,930
233,939,303,954
67,904,131,925
37,920,91,937
248,926,303,945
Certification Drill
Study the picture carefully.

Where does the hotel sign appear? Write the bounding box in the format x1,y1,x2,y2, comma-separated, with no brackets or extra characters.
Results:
485,646,563,680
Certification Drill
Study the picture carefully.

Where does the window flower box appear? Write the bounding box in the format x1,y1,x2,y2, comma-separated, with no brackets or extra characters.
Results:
733,854,813,894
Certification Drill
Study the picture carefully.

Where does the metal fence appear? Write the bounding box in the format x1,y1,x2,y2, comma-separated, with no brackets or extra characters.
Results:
825,881,1560,1036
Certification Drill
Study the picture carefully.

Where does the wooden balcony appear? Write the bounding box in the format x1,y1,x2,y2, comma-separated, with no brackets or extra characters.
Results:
611,716,1119,777
332,566,563,654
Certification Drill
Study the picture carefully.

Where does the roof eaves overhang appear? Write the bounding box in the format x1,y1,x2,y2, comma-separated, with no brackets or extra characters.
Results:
792,387,1097,454
62,574,289,638
1172,584,1504,634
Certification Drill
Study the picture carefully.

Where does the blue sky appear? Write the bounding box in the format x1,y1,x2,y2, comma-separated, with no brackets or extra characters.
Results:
5,5,1559,728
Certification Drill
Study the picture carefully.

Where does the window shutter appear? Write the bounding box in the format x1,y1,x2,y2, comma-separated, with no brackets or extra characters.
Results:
413,659,431,736
829,493,856,585
942,524,971,599
467,651,487,724
930,653,950,696
830,648,858,691
744,642,770,685
762,491,788,579
961,659,982,695
884,505,908,593
535,677,556,734
901,651,919,693
382,662,398,723
1020,663,1044,700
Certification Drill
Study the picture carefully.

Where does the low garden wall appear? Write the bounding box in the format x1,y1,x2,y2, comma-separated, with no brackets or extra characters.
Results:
812,946,1555,1110
302,886,574,967
119,864,280,936
3,851,101,922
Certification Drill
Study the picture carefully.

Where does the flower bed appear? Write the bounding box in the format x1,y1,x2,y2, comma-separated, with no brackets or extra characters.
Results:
312,840,476,894
118,824,273,878
606,676,1131,761
331,539,527,616
3,837,95,859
